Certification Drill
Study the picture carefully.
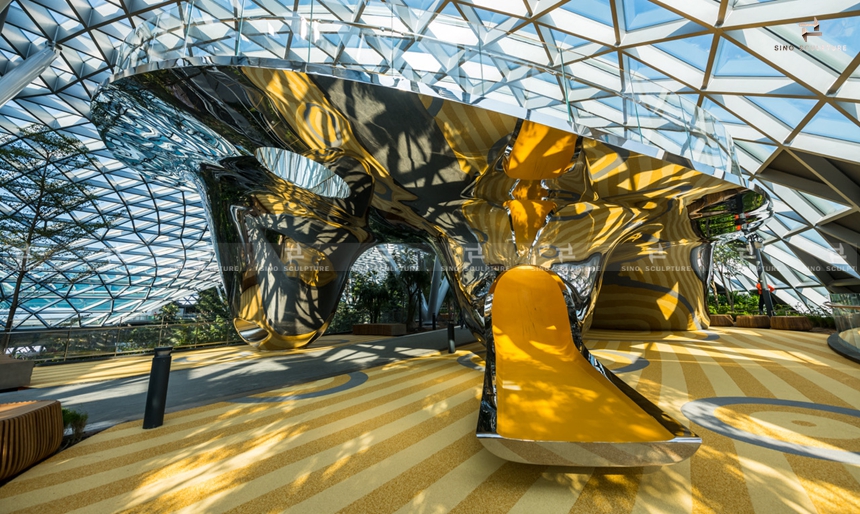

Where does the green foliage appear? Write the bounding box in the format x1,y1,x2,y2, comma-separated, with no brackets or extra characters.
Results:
157,303,180,324
388,248,433,329
0,125,116,349
352,270,390,324
328,246,432,332
707,291,761,315
193,287,232,321
327,301,366,334
804,306,837,329
707,291,835,328
713,241,747,276
711,240,749,311
61,407,88,444
328,267,404,333
807,315,836,329
182,287,238,344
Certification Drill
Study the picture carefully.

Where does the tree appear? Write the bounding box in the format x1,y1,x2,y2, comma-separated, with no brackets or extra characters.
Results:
184,287,241,344
712,240,747,313
388,248,432,330
352,270,390,324
0,125,115,351
157,302,180,324
193,287,231,322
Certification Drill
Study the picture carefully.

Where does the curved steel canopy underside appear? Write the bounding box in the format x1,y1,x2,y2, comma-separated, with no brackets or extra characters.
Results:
1,0,859,327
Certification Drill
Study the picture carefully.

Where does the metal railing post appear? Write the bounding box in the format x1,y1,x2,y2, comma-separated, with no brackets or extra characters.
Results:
142,347,173,429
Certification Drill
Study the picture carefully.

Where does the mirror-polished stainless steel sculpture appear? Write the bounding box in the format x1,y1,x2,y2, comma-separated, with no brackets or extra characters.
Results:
91,4,771,467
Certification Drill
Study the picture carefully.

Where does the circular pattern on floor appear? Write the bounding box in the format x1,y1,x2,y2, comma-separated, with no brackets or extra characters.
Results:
682,397,860,465
230,371,368,403
589,350,650,373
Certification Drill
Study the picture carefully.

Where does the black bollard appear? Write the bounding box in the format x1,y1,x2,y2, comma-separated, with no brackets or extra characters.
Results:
143,346,173,429
447,322,456,354
432,313,437,331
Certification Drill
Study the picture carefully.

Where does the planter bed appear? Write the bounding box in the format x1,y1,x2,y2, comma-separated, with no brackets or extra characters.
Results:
710,314,735,327
352,323,407,336
735,315,770,329
770,316,812,331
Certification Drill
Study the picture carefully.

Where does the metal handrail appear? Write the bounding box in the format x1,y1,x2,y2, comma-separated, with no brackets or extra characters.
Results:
7,320,225,336
4,320,241,363
826,303,860,311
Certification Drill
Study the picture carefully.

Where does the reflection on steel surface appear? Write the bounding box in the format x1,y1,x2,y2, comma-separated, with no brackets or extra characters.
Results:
92,56,769,464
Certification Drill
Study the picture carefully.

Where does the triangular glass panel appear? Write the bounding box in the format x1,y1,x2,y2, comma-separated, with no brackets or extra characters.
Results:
559,0,613,27
775,213,805,230
654,34,714,71
440,2,461,18
401,0,440,11
626,56,672,80
734,140,777,162
548,28,591,53
516,21,539,37
747,96,817,128
701,98,743,124
622,0,682,31
713,37,783,77
804,103,860,143
472,6,526,27
836,101,860,124
758,226,778,238
798,189,851,216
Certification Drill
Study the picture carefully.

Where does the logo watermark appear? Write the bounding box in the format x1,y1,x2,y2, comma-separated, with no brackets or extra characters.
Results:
828,242,846,263
799,17,823,42
647,243,668,264
774,18,848,52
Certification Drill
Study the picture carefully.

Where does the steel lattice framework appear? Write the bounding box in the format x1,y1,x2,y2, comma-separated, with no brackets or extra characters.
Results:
1,0,859,327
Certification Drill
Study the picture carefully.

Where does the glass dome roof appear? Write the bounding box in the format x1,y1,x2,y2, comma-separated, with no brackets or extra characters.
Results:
1,0,858,326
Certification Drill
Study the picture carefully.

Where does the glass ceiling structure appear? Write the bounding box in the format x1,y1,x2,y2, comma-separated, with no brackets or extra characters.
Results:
1,0,859,327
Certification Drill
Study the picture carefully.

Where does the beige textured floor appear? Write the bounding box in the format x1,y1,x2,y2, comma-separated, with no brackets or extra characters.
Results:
2,327,859,513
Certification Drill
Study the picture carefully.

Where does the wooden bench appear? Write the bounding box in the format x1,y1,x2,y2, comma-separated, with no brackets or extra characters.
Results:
770,316,812,331
352,323,407,336
0,400,63,481
735,315,771,329
709,314,735,327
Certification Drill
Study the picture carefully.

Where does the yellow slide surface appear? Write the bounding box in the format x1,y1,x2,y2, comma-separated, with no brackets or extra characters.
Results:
492,266,674,443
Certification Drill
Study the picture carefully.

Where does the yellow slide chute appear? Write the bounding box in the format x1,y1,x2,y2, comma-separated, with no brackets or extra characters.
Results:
492,266,673,443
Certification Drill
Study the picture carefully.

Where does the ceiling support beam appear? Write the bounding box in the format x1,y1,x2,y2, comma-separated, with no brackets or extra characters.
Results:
756,169,847,204
0,44,61,109
791,151,860,211
0,0,11,34
818,223,860,252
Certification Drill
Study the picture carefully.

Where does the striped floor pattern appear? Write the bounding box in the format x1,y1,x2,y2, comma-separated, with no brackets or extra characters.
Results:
2,327,859,513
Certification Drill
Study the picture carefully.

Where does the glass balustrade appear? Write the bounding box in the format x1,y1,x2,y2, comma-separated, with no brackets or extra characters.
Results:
831,293,860,352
